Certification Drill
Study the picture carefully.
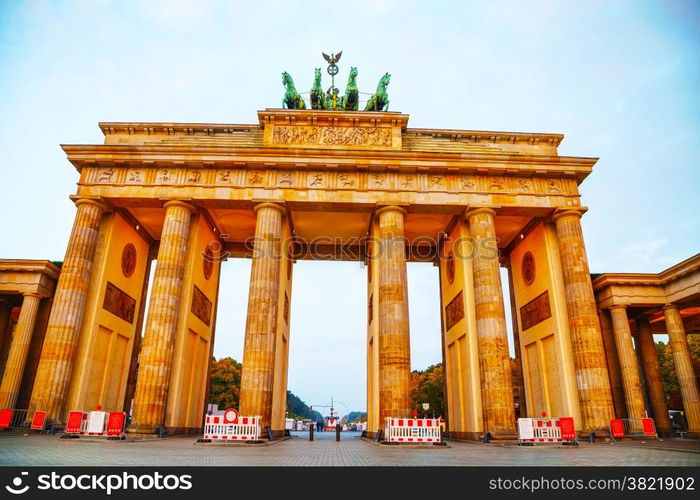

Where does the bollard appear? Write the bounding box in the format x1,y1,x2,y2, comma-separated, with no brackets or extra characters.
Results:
335,424,341,442
309,424,314,441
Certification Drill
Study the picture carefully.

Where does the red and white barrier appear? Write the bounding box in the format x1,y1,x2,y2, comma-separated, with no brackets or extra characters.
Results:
518,417,578,445
203,412,260,441
0,409,47,432
65,410,126,438
609,418,659,441
384,417,442,443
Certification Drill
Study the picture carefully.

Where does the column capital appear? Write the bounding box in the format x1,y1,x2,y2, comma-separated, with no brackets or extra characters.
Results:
608,304,628,311
163,200,196,213
71,196,110,212
375,205,407,217
22,292,43,300
464,206,497,219
254,202,286,215
552,207,588,222
662,303,679,311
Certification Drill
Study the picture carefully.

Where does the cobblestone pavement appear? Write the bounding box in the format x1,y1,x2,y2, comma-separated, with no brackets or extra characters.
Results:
0,431,698,467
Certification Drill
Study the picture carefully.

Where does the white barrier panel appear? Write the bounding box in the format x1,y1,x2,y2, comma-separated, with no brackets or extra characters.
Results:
64,410,126,437
203,415,260,441
518,417,578,445
384,417,441,443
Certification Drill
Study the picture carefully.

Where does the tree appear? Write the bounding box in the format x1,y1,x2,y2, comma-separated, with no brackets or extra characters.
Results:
286,391,323,422
208,357,242,410
410,363,445,417
655,335,700,410
207,357,323,422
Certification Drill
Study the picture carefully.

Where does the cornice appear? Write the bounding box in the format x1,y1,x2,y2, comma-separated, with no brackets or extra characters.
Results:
61,144,597,182
0,260,61,280
592,253,700,291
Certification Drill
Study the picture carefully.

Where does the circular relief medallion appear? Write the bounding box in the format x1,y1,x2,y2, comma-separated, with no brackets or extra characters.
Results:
203,244,215,280
446,252,455,285
121,243,137,278
522,251,536,285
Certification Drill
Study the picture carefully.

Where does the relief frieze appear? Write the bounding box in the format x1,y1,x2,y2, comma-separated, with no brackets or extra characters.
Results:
271,125,393,148
83,167,575,199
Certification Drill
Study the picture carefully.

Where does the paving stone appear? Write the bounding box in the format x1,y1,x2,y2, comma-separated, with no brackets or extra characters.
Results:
1,431,698,466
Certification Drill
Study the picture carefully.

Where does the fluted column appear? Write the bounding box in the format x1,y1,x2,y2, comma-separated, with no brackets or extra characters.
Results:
636,317,672,433
609,305,646,419
0,300,10,366
0,293,42,409
128,200,194,433
374,206,411,421
663,304,700,433
598,309,626,418
553,209,614,433
28,198,107,421
239,202,285,428
466,207,515,437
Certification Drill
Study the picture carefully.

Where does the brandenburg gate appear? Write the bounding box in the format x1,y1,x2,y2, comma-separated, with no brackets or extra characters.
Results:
0,104,609,439
2,64,697,441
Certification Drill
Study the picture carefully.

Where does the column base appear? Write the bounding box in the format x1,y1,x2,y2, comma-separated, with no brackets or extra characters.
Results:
578,430,611,442
126,424,164,436
483,430,518,442
444,431,482,441
657,427,675,438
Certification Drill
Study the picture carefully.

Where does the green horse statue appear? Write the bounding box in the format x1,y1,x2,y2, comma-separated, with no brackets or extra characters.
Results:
343,67,359,111
309,68,326,110
282,71,306,110
364,72,390,112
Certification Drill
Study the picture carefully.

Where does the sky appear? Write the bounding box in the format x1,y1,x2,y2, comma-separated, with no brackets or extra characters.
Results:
1,0,698,414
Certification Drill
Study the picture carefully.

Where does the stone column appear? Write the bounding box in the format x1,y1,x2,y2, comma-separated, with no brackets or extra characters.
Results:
239,202,285,427
0,293,42,409
375,206,411,421
28,198,107,421
608,305,646,419
598,309,626,418
0,300,10,354
663,304,700,433
636,317,672,434
128,201,194,434
465,207,515,437
553,209,614,433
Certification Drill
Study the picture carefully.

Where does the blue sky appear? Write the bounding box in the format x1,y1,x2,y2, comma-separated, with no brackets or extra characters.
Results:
1,0,698,413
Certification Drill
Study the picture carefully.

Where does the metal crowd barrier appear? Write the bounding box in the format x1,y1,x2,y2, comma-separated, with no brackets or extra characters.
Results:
384,417,442,443
202,415,261,441
0,409,47,432
518,417,579,445
609,418,660,441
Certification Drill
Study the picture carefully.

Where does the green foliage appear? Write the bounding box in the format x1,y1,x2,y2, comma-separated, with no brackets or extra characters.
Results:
410,363,445,417
208,357,322,421
208,357,242,410
656,336,700,410
285,391,324,423
343,411,367,423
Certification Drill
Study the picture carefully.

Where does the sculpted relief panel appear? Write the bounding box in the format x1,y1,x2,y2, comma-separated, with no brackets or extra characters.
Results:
271,125,393,148
84,166,578,202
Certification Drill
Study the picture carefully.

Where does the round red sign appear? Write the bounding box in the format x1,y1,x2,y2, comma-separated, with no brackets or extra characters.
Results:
223,408,239,424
